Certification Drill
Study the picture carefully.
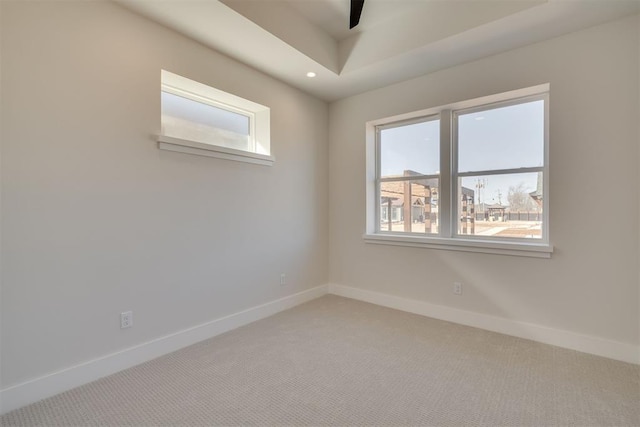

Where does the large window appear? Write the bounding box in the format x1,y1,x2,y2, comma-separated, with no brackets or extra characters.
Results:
158,70,273,166
366,85,551,257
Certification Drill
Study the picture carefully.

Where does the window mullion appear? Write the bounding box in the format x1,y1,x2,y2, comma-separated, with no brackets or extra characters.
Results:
380,174,440,183
439,110,452,238
457,166,544,177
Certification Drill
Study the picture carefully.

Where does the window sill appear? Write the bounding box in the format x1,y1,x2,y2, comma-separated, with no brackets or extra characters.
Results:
363,233,553,258
158,135,275,166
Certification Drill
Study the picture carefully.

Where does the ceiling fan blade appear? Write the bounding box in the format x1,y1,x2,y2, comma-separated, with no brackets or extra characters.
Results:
349,0,365,29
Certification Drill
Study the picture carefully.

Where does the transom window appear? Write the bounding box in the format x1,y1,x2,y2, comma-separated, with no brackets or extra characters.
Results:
161,89,252,153
366,84,551,257
158,70,273,166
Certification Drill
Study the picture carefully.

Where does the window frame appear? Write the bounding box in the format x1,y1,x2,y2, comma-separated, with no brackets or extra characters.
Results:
158,70,273,166
451,93,549,244
161,84,257,153
364,84,553,258
375,114,441,235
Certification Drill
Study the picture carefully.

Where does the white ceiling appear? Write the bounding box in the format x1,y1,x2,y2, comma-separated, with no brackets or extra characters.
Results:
115,0,640,102
284,0,430,42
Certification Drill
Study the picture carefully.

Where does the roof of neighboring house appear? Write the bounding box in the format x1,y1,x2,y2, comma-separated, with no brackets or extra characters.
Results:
529,171,543,201
485,204,507,210
380,170,473,207
380,175,438,208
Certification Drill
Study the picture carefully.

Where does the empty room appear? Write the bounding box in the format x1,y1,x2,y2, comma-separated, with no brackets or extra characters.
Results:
1,0,639,425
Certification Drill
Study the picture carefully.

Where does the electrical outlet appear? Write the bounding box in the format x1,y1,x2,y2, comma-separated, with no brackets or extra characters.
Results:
280,273,286,286
453,282,463,295
121,311,133,329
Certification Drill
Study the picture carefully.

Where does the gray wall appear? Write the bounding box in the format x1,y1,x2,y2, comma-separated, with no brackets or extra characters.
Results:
329,16,639,347
1,1,329,387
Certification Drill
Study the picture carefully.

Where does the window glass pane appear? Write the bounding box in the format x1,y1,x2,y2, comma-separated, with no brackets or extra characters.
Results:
380,179,439,234
458,172,543,239
458,100,544,173
380,119,439,178
161,91,251,151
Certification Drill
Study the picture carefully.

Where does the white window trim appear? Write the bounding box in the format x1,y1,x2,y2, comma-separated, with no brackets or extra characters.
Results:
158,135,275,166
365,84,553,258
362,234,553,258
374,115,441,233
158,70,273,165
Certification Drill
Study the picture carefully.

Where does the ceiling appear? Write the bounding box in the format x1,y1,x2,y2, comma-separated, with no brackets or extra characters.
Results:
115,0,640,102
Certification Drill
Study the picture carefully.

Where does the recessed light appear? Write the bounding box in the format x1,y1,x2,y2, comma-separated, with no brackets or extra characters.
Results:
475,116,485,121
306,72,316,78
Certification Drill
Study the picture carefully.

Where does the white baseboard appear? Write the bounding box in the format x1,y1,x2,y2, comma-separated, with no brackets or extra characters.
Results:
0,284,329,415
328,283,640,365
4,283,636,415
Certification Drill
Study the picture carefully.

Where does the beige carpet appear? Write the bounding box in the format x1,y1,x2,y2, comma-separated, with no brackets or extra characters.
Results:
2,295,639,426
